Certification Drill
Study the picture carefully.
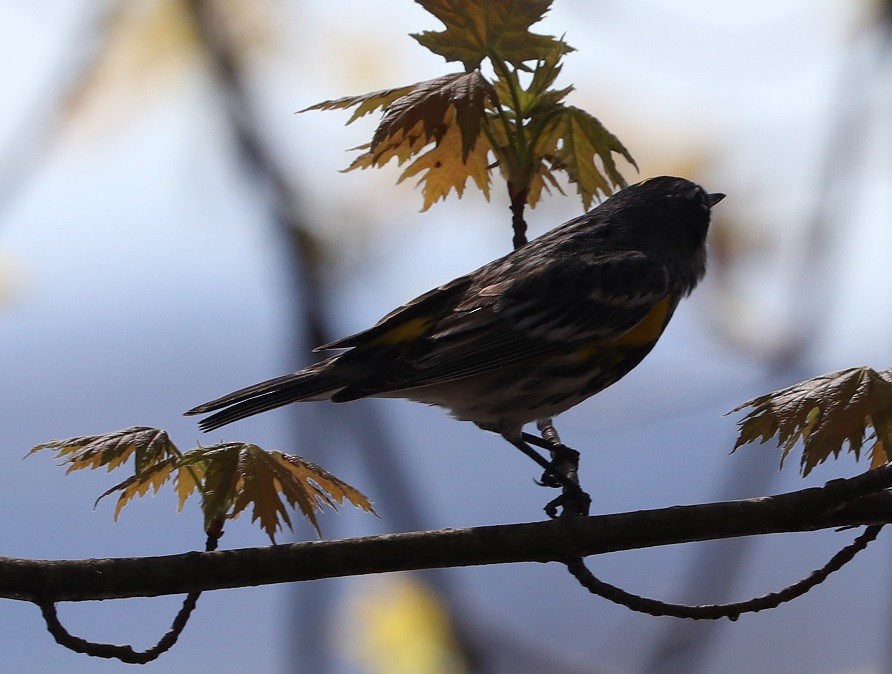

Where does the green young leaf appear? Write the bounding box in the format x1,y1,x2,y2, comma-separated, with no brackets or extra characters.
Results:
27,426,179,474
525,44,573,108
731,367,892,476
412,0,570,70
493,45,573,119
536,106,636,210
180,443,243,534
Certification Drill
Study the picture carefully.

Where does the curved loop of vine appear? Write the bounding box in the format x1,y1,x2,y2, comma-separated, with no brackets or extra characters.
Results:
35,532,220,664
565,524,882,620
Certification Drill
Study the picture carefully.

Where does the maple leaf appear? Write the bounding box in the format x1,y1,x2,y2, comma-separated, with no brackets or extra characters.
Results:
493,45,572,119
731,367,892,476
29,427,199,520
375,72,493,161
175,461,205,511
399,107,492,210
28,426,179,474
535,106,636,210
92,459,205,521
300,83,416,124
524,43,574,110
302,6,634,214
246,450,375,539
231,445,294,541
525,162,565,207
30,428,374,542
412,0,570,70
94,457,178,519
180,443,375,542
175,443,242,534
345,129,429,172
309,71,494,178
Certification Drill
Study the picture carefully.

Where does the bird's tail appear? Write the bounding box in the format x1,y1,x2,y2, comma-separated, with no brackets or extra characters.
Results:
185,357,345,431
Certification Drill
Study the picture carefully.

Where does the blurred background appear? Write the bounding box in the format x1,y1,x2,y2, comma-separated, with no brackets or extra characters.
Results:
1,0,891,672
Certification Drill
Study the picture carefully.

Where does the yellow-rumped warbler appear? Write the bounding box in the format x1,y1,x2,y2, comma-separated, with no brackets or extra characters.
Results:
187,176,724,514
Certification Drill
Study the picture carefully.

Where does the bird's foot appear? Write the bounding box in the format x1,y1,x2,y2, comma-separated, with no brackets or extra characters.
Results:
537,444,580,489
542,444,588,517
545,488,591,519
516,430,590,518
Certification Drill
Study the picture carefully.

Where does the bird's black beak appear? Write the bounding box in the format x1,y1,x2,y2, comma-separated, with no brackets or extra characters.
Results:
706,192,726,208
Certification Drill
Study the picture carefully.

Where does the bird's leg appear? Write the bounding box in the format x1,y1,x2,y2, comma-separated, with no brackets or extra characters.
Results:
537,417,561,444
517,418,588,517
514,423,590,518
522,421,582,489
507,436,589,517
536,418,581,489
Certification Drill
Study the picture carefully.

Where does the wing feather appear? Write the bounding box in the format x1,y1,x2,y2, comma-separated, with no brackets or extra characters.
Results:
315,274,473,351
339,251,673,394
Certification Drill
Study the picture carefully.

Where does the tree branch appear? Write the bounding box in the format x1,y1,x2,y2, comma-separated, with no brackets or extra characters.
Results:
4,474,892,604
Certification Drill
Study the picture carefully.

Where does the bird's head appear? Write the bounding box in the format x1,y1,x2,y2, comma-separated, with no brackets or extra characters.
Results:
603,175,725,254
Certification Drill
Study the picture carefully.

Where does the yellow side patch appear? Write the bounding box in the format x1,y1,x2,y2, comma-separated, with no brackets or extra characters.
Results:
612,296,674,347
573,296,674,360
368,317,437,346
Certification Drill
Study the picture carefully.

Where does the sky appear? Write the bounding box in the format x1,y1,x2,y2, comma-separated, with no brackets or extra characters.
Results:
1,1,891,673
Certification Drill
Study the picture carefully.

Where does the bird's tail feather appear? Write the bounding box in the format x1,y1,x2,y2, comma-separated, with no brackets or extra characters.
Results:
185,358,344,431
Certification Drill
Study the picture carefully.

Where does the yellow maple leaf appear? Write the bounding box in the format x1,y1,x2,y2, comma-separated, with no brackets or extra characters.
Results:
307,71,494,174
28,426,178,475
183,443,376,542
346,120,431,171
525,162,565,207
398,108,492,210
94,458,178,520
30,429,374,542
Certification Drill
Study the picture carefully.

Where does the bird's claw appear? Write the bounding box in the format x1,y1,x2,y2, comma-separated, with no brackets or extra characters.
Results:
533,442,588,517
545,488,591,518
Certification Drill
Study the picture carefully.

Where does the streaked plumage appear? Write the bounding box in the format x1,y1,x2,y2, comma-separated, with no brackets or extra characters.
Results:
187,176,724,510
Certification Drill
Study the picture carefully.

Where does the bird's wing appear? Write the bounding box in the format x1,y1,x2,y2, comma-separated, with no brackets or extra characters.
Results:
333,251,674,398
185,275,476,427
315,273,474,351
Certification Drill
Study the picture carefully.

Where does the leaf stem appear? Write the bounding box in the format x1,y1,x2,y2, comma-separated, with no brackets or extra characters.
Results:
509,184,529,249
487,52,530,166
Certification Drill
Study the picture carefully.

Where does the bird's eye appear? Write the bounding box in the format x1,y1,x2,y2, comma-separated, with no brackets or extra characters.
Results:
685,186,707,206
